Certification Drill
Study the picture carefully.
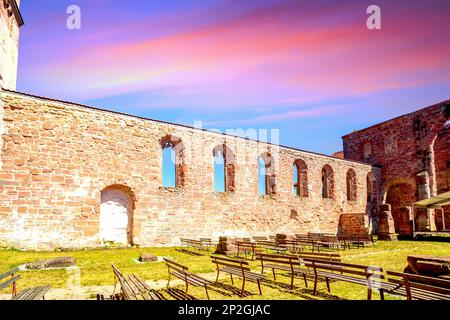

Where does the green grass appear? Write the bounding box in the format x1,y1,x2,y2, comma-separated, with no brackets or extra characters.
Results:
1,240,449,300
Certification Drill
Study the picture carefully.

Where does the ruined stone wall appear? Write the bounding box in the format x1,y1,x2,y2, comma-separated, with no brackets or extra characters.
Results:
343,100,450,235
343,100,449,196
0,91,374,250
0,0,21,90
433,124,450,194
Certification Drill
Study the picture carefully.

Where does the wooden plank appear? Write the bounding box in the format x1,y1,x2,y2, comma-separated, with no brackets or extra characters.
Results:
0,275,21,291
0,268,20,281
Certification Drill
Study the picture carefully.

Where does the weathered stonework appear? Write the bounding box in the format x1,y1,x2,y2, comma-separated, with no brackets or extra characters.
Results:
343,101,450,236
0,91,376,250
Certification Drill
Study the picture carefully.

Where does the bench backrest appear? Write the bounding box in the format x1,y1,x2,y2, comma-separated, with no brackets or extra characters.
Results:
321,233,336,237
164,258,189,277
353,233,374,242
256,253,301,267
308,232,323,240
321,235,339,242
298,252,341,263
235,241,256,248
253,236,269,241
111,264,136,300
0,268,21,295
256,240,277,246
386,270,450,299
211,255,251,271
303,258,384,281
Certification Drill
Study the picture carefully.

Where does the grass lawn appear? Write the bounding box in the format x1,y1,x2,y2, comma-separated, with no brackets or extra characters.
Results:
1,239,449,300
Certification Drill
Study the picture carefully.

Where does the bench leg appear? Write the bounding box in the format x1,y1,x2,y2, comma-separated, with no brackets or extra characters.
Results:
215,271,220,283
272,269,276,280
241,277,246,298
290,273,295,290
257,279,262,295
185,282,189,300
205,285,210,300
303,273,308,288
380,289,385,301
167,273,171,289
367,288,372,301
325,278,331,293
313,274,318,295
230,274,234,285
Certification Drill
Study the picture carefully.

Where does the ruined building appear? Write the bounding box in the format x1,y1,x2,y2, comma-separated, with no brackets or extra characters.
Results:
0,1,448,249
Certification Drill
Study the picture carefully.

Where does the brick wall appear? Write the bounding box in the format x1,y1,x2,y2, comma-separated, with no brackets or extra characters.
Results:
0,91,376,250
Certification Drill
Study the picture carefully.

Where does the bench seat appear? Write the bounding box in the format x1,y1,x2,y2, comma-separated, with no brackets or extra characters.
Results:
0,268,51,301
164,258,211,300
218,266,265,281
212,256,265,297
11,285,51,300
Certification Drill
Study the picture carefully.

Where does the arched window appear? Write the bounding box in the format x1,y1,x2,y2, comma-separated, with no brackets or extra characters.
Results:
162,145,175,187
213,144,235,193
321,165,334,199
258,152,276,196
363,142,372,162
346,169,357,201
214,149,225,192
293,159,308,197
161,135,184,188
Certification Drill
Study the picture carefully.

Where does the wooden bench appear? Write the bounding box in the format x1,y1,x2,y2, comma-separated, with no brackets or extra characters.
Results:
0,267,51,300
298,251,341,263
235,241,262,260
255,240,289,254
252,236,269,242
304,259,385,300
348,233,374,248
315,235,344,251
294,234,318,251
380,270,450,300
211,255,265,297
111,264,159,300
180,238,212,253
308,232,323,241
256,253,309,289
164,258,211,300
277,239,303,253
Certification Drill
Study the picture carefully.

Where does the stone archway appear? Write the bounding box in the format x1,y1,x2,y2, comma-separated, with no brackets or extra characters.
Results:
385,183,416,234
100,186,135,245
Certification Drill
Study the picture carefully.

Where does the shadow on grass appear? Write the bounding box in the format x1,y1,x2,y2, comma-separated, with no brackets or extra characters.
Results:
210,281,253,298
175,248,205,256
260,274,345,301
164,287,198,300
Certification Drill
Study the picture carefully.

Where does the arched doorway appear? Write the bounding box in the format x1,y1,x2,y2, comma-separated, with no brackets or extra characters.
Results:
385,183,416,234
100,186,134,245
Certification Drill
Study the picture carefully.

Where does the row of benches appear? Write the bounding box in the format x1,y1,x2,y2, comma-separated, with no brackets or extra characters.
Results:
112,251,450,301
180,233,374,261
256,253,450,300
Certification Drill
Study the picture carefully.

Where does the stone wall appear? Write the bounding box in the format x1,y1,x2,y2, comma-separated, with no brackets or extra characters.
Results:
343,100,450,235
0,90,375,250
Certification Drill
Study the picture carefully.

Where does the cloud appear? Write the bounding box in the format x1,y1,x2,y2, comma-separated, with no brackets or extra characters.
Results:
205,105,344,126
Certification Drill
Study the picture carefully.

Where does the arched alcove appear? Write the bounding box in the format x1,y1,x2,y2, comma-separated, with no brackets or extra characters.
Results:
100,185,135,245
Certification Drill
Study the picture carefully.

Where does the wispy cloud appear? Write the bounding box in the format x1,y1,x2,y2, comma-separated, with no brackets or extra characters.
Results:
205,105,345,126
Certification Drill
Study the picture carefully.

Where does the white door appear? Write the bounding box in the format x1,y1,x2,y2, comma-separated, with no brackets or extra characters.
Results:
100,189,133,245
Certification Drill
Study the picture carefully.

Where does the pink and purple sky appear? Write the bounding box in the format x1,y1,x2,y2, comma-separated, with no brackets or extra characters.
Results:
17,0,450,154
